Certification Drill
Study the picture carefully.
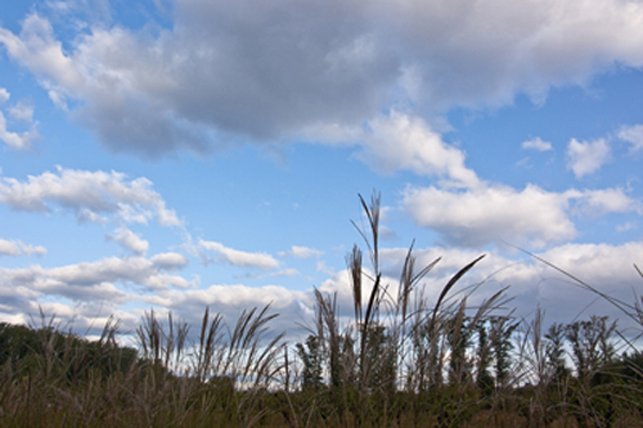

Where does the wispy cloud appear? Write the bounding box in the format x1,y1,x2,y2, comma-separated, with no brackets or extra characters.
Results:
199,240,279,270
521,137,552,152
106,226,149,255
0,238,47,257
279,245,323,259
618,124,643,153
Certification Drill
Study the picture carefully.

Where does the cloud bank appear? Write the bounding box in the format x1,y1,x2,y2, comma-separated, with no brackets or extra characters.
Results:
1,0,642,158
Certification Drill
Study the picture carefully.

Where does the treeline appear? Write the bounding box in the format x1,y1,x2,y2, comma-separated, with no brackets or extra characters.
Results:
0,318,138,382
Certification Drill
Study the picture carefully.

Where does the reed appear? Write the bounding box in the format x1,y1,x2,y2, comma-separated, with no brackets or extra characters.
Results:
1,192,641,427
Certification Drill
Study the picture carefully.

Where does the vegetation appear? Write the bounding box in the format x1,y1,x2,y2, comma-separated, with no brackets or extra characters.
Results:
1,192,642,427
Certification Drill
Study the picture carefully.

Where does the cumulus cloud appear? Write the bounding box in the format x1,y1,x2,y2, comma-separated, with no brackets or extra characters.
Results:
199,240,279,270
403,184,638,248
106,226,149,255
47,255,194,290
0,265,127,305
567,138,611,178
279,245,323,259
0,238,47,256
297,112,480,183
0,166,180,226
0,112,38,149
0,88,39,149
0,252,194,309
151,252,189,270
404,184,575,248
151,283,307,312
571,187,640,215
355,112,480,187
539,242,643,285
1,1,642,157
522,137,552,152
618,124,643,152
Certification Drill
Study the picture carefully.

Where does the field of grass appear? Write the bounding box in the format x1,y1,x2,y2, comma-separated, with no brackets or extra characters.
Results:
1,193,642,427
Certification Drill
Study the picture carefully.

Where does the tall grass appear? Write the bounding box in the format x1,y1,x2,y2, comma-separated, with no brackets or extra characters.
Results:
1,192,642,427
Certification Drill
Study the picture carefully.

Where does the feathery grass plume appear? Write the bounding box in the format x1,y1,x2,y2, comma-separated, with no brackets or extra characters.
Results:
397,240,441,327
136,309,189,375
192,306,224,382
347,244,363,326
224,304,284,390
430,254,486,331
351,191,381,274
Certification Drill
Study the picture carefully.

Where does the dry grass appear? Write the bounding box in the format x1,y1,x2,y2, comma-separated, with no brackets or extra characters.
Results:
1,191,642,427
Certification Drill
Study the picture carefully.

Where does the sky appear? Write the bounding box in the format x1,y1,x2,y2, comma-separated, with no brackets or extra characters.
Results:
0,0,642,342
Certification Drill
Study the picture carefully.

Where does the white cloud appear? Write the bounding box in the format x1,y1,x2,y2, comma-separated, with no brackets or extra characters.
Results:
355,112,480,187
0,88,9,104
0,252,195,314
154,284,307,311
246,268,301,280
279,245,323,259
403,183,638,248
107,226,149,255
47,255,193,290
199,240,279,270
2,240,642,341
567,138,611,178
8,99,35,122
1,1,642,156
537,242,643,297
616,222,635,233
0,293,140,337
0,88,39,149
0,238,47,257
618,124,643,152
572,188,640,215
0,16,84,101
0,110,38,149
404,184,575,248
0,88,40,150
0,265,128,305
0,166,180,226
521,137,552,152
0,239,21,256
151,252,189,270
142,283,311,340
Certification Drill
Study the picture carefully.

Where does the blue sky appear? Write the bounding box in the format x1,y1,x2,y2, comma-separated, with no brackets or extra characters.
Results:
1,0,642,340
